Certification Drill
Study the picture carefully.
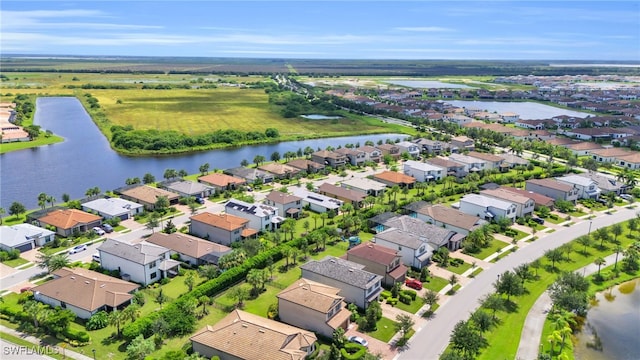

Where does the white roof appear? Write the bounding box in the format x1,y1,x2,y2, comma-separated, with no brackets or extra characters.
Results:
557,175,597,187
291,188,343,210
404,160,444,172
461,194,514,211
82,197,143,217
0,224,55,248
449,153,488,165
341,178,387,191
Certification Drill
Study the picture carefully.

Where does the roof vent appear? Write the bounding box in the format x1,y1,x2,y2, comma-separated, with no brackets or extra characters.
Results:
84,281,90,284
242,324,248,328
100,284,106,288
70,276,75,280
258,329,265,333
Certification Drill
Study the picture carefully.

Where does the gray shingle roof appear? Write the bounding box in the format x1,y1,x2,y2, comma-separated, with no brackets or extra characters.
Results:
300,256,382,289
382,215,454,247
98,239,168,265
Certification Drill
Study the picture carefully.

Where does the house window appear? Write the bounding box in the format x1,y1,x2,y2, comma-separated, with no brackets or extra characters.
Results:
398,246,402,251
150,272,157,279
149,261,156,269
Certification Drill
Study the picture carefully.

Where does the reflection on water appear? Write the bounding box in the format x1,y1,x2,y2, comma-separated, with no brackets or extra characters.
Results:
574,278,640,360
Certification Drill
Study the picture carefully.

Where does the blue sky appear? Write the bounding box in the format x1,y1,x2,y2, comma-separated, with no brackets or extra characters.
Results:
2,1,639,60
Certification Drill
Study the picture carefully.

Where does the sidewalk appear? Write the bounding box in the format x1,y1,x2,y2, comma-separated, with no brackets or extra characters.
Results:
0,325,93,360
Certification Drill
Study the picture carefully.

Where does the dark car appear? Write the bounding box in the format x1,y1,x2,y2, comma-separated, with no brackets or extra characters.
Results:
102,224,114,233
531,217,545,225
195,197,205,204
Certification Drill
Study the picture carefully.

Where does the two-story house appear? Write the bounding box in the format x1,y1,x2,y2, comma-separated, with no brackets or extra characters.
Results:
413,138,450,155
557,175,601,199
450,135,475,152
459,194,517,222
403,160,445,182
311,150,347,168
190,212,254,246
576,172,625,195
258,163,300,180
448,153,488,173
340,178,387,197
291,187,343,214
146,232,232,266
376,143,401,160
404,202,487,236
395,141,421,158
264,190,303,219
525,178,580,203
225,198,284,232
373,228,434,269
300,256,383,310
426,157,467,178
347,242,407,287
358,145,382,163
286,159,326,174
317,183,365,208
277,278,351,338
97,239,180,286
467,151,505,171
480,188,535,218
335,147,366,166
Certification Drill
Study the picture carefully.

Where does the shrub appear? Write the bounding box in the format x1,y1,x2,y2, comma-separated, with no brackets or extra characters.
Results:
62,328,91,344
86,311,109,330
399,293,412,305
402,289,417,300
380,290,392,300
341,343,366,360
386,297,398,306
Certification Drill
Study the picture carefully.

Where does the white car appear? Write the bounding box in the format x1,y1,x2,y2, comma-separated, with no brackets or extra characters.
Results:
68,244,87,254
348,335,368,348
93,227,105,236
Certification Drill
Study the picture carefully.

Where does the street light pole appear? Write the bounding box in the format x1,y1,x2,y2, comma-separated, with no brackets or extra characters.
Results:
588,221,593,235
92,349,96,360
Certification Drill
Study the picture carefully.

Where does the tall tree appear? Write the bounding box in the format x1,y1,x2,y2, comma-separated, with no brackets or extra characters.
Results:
199,163,210,175
494,271,523,301
594,257,606,276
109,309,127,337
143,173,156,184
395,314,415,339
8,202,26,219
450,320,488,359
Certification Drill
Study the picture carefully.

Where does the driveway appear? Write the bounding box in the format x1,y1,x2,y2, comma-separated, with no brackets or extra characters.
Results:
345,323,398,360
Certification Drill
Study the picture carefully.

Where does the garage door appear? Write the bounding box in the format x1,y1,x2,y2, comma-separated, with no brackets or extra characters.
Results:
16,243,33,253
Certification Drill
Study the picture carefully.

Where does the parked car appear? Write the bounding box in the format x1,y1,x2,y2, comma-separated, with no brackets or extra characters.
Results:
20,287,33,293
102,224,114,233
405,278,423,290
93,227,105,236
195,197,205,204
92,253,101,262
69,244,87,254
620,194,634,201
348,336,368,348
531,217,545,225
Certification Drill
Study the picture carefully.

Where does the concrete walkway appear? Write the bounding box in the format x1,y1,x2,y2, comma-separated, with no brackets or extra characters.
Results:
515,252,622,360
0,324,93,360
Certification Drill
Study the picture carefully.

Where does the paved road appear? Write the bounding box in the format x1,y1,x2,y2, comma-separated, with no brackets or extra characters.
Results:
398,206,637,360
0,339,55,360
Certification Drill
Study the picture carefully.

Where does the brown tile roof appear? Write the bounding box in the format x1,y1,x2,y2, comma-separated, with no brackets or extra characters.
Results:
145,232,231,259
414,204,483,231
526,178,574,192
241,228,258,237
566,142,604,151
198,173,246,187
33,267,138,312
480,188,533,205
317,183,366,202
501,186,555,207
266,191,302,205
589,148,634,157
190,212,248,231
468,151,503,163
347,242,399,265
426,156,465,169
190,310,316,360
121,185,179,204
547,138,578,146
618,152,640,164
38,209,101,230
258,163,299,176
286,159,325,171
373,171,416,185
277,278,344,313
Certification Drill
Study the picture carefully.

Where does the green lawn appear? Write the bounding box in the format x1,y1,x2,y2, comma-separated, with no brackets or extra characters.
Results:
468,267,484,278
362,317,398,343
0,332,67,360
394,297,425,314
467,239,509,260
2,257,29,268
422,276,449,292
0,134,64,154
544,216,565,225
490,247,518,263
443,260,473,275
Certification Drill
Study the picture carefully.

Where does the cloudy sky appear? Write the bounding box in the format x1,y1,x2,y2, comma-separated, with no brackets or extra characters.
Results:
2,1,639,60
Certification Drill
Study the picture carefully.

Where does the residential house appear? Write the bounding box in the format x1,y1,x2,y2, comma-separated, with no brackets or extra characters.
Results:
500,112,520,123
403,160,445,182
346,242,407,287
616,152,640,170
426,157,467,178
459,194,517,222
499,153,530,169
146,232,232,266
36,209,102,237
450,135,475,152
404,202,487,236
32,267,139,319
300,256,383,309
445,114,474,126
117,185,180,211
525,178,580,202
97,239,180,286
413,138,450,155
335,147,366,166
500,187,556,209
286,159,325,174
311,150,347,168
380,215,464,251
258,163,300,179
291,188,343,214
358,145,382,163
190,310,317,360
557,175,601,199
467,151,505,171
373,228,433,269
480,188,535,218
190,211,255,245
0,224,55,252
590,148,634,163
448,153,488,173
373,170,416,189
376,143,401,160
81,197,143,221
565,142,604,156
224,167,274,184
264,191,303,219
198,173,246,191
576,172,625,195
340,178,387,197
277,279,351,338
159,180,214,199
317,183,365,208
225,198,283,232
395,141,421,158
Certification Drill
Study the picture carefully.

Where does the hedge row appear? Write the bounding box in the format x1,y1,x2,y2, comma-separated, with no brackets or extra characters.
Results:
340,343,366,360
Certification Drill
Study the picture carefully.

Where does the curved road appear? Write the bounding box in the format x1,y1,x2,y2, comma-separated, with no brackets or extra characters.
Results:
398,206,637,360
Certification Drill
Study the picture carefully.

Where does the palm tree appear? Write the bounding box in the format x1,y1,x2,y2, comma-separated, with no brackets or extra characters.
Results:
109,309,127,337
122,303,141,324
594,257,606,276
23,300,49,329
613,245,623,271
37,192,48,209
0,207,5,225
46,195,56,208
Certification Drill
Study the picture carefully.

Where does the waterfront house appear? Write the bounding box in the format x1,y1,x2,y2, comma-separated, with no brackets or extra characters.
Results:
190,211,255,245
0,224,56,252
117,185,179,211
311,150,347,168
317,183,366,208
198,172,247,191
290,187,343,214
159,180,214,199
82,197,144,221
225,198,283,232
224,166,274,184
335,147,366,166
36,209,102,237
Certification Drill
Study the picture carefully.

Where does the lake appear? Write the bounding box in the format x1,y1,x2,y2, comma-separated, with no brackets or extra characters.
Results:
0,97,407,209
300,114,343,120
574,278,640,360
385,80,476,89
442,100,592,120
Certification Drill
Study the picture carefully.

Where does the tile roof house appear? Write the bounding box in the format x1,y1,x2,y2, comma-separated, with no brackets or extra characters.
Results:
224,166,274,184
340,178,387,197
448,153,488,173
373,170,416,188
81,197,144,220
500,186,556,208
412,138,450,155
258,163,300,179
117,185,180,211
159,180,214,198
589,148,634,163
480,188,535,218
525,178,579,202
565,142,604,156
190,310,317,360
36,209,102,237
498,153,530,169
190,211,255,246
395,141,421,158
300,256,383,309
97,239,180,286
317,183,366,207
467,151,505,170
347,242,407,287
225,198,284,232
380,215,464,251
575,172,625,195
335,147,366,166
376,143,401,159
290,187,343,214
404,202,487,236
0,224,55,252
358,145,382,163
145,232,232,266
616,152,640,170
264,191,303,219
450,135,475,152
403,160,445,182
277,278,351,338
556,175,601,199
198,173,247,190
311,150,347,168
286,159,326,173
458,194,517,222
33,267,139,319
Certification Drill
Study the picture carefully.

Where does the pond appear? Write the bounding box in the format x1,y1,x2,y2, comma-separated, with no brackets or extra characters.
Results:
574,278,640,360
442,100,592,120
300,114,343,120
384,80,476,89
0,97,407,209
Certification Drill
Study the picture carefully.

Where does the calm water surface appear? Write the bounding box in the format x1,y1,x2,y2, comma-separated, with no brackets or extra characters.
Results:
385,80,476,89
443,100,591,120
0,97,406,209
574,278,640,360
